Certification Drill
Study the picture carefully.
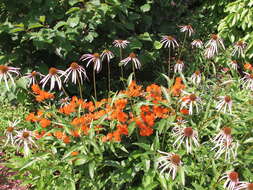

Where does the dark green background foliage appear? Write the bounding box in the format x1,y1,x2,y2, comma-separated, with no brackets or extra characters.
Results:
0,0,232,86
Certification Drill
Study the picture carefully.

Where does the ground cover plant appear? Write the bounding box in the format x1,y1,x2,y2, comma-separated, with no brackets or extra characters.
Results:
1,0,253,190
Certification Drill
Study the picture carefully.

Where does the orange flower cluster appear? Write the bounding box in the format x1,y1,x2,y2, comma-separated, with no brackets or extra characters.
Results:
244,63,253,71
27,81,175,143
31,84,54,102
171,77,185,96
133,105,170,136
145,84,162,103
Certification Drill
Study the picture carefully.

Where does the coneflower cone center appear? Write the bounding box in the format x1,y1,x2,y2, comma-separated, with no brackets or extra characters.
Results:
93,53,100,58
170,154,181,165
211,34,218,40
229,172,239,182
7,126,14,132
22,132,30,138
177,60,183,65
31,71,37,77
129,53,136,58
223,127,232,135
224,96,231,103
237,41,244,46
189,94,197,101
195,71,200,75
167,36,173,40
248,183,253,190
250,74,253,79
49,67,58,75
184,127,193,137
0,65,8,73
70,62,79,70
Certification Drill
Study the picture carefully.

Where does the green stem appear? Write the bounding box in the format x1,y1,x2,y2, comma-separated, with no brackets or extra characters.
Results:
61,86,69,97
168,48,171,77
93,69,97,100
107,59,111,93
77,76,83,99
178,32,187,60
132,61,136,81
120,48,124,81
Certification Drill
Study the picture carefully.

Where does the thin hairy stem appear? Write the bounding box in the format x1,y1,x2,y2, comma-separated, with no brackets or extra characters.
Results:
77,76,83,99
93,69,97,100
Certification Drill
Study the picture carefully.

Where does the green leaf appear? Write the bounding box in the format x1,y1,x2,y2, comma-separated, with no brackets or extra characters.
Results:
28,23,44,29
66,7,80,14
138,32,152,41
16,77,28,89
67,17,80,28
74,158,89,166
140,4,151,12
89,161,95,179
39,16,46,23
154,41,162,49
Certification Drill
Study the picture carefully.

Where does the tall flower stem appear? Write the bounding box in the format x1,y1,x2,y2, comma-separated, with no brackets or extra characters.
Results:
132,61,136,81
77,76,83,99
120,48,124,81
168,48,171,77
178,32,187,59
61,86,69,97
93,69,97,100
107,59,111,92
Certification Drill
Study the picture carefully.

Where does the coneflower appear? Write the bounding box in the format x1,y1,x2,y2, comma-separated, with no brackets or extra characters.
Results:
190,70,201,85
191,39,203,48
216,96,233,114
14,129,37,157
4,120,20,146
80,53,101,99
232,40,247,57
113,39,130,82
160,35,179,76
120,52,141,80
180,91,202,115
0,65,20,90
40,67,65,91
63,62,88,99
172,126,199,154
235,182,253,190
204,34,225,59
174,60,184,73
156,150,182,179
220,171,239,190
25,71,44,86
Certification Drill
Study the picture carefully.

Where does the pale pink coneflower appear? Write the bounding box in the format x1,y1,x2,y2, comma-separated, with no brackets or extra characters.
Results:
101,49,114,63
59,97,71,108
212,127,233,145
212,138,239,161
191,39,203,48
113,40,130,49
63,62,88,84
25,71,45,86
121,52,141,70
174,60,184,73
190,71,201,85
220,171,239,190
14,129,37,157
229,60,238,70
156,150,182,179
80,53,102,73
179,25,194,37
160,35,179,49
204,34,225,59
40,67,65,91
172,126,199,154
4,120,20,146
216,96,232,114
232,41,247,57
241,72,253,90
235,182,253,190
180,92,202,115
0,65,20,90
